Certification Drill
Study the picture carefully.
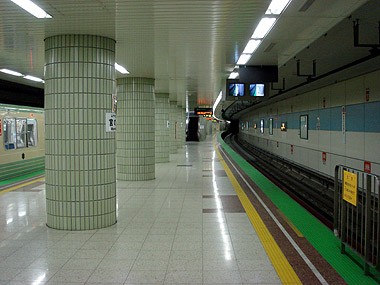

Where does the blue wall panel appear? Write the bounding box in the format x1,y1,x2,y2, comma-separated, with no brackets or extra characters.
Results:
346,104,364,132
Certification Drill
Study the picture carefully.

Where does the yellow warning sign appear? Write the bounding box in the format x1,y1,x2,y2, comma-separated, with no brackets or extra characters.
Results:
343,170,358,206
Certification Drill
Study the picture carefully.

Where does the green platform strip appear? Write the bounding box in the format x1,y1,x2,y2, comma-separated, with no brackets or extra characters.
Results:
0,170,45,188
0,156,45,183
218,134,379,285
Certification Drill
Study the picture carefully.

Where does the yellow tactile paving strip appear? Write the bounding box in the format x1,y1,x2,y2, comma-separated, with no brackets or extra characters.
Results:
215,145,302,284
0,177,45,197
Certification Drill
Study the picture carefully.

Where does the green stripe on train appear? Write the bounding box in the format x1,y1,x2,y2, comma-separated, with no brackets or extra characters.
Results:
218,134,379,285
0,156,45,181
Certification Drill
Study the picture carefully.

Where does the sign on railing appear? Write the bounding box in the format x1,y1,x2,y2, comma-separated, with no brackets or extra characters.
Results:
334,165,380,275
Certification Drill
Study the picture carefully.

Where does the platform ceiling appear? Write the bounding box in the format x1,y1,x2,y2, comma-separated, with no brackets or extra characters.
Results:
0,0,376,110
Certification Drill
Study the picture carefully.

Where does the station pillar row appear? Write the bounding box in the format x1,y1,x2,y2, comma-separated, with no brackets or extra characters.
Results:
116,77,155,181
44,34,117,230
155,93,170,163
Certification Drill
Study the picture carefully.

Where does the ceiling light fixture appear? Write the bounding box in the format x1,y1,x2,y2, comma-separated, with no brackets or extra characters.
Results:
24,75,45,83
266,0,292,15
115,63,129,74
212,91,223,120
11,0,52,19
243,39,262,54
251,17,277,39
228,72,239,79
0,68,23,76
237,54,252,65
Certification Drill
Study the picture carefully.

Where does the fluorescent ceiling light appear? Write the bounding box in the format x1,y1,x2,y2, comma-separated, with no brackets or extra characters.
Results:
266,0,292,15
237,54,252,65
0,68,23,76
11,0,52,18
115,63,129,74
212,90,223,120
228,72,239,79
24,75,44,83
251,17,276,39
242,39,262,54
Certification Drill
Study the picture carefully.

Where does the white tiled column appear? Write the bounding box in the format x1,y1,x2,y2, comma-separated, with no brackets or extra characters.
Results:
117,77,155,180
155,93,170,163
169,101,178,154
176,106,184,149
44,35,116,230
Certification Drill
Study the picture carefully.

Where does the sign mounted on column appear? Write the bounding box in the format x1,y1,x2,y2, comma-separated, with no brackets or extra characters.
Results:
106,112,116,132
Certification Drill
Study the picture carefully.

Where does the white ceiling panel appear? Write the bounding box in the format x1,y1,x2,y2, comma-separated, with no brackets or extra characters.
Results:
0,0,375,111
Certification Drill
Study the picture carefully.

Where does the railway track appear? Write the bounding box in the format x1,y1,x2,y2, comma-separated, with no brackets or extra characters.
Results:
224,134,334,229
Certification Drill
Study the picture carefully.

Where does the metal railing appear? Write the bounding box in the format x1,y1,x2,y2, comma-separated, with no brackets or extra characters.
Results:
334,165,380,274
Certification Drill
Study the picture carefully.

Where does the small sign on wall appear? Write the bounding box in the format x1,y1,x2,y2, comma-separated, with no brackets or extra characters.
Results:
322,152,326,164
365,87,370,102
106,113,116,132
364,161,371,174
0,119,2,136
343,170,358,206
291,144,294,154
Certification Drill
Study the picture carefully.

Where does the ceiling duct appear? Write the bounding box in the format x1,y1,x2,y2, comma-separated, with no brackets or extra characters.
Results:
299,0,316,12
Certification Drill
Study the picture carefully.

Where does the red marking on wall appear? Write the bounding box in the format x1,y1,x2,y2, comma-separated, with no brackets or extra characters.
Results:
0,119,2,136
291,144,294,154
322,152,326,164
364,161,371,174
365,87,370,102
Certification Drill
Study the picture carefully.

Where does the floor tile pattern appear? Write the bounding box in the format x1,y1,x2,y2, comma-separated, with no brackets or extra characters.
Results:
0,139,280,284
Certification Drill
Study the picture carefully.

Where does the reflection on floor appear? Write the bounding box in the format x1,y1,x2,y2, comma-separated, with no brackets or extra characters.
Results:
0,139,280,284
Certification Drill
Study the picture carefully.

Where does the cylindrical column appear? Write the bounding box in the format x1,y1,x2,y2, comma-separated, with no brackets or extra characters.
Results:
169,101,178,154
45,35,116,230
176,106,184,149
117,77,155,180
155,93,170,163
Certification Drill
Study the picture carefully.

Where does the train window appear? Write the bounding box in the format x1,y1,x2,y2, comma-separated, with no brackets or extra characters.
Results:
3,118,16,150
27,119,37,147
3,117,38,150
16,118,27,148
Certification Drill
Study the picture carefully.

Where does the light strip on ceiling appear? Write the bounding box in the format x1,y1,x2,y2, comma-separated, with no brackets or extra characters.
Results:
237,54,252,65
24,75,45,83
212,90,223,120
0,69,23,76
251,18,277,39
228,72,239,79
11,0,52,18
243,39,262,54
266,0,292,15
115,63,129,74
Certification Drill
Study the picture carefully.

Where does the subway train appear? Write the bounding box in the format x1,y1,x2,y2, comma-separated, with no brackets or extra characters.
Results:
0,104,45,181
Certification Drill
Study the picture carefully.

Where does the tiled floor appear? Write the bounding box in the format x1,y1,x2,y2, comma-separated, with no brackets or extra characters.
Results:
0,139,281,284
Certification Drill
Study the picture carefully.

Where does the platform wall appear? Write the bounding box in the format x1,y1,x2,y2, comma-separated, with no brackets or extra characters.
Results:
238,69,380,178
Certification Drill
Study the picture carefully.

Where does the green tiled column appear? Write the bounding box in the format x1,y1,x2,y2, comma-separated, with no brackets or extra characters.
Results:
116,77,155,180
169,101,178,154
155,93,170,163
44,35,117,230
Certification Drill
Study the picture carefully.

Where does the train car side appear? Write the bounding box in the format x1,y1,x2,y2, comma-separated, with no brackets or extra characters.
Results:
0,104,45,182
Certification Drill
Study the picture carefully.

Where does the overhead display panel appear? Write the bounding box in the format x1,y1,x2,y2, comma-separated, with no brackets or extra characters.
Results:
225,79,266,101
239,65,278,83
